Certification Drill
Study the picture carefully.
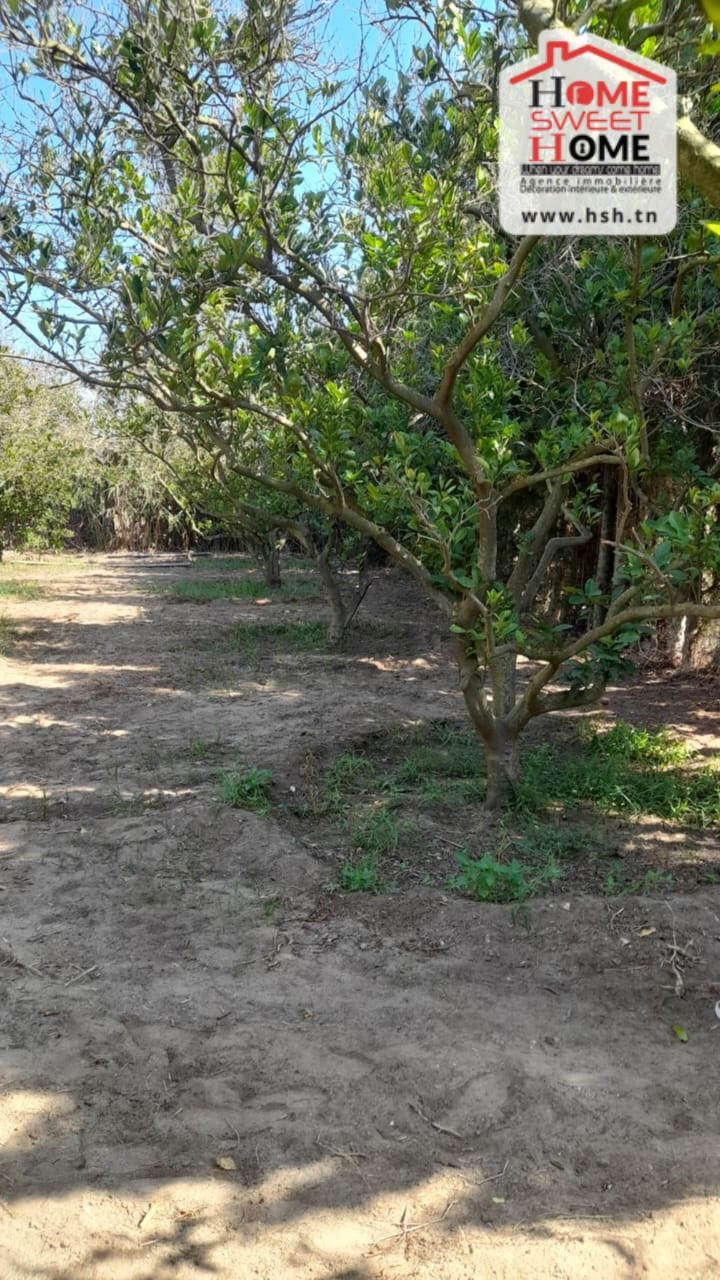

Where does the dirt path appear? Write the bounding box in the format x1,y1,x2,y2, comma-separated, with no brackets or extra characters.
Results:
1,555,719,1279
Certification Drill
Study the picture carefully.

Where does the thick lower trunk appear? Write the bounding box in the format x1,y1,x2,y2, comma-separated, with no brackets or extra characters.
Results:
456,641,521,809
317,548,346,646
670,613,698,669
262,544,281,588
484,734,521,809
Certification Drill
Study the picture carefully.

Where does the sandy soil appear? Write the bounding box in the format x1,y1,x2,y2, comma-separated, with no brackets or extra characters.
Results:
1,553,719,1280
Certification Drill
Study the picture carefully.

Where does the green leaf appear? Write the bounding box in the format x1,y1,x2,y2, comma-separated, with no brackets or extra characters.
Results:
697,0,720,28
702,222,720,237
671,1024,688,1042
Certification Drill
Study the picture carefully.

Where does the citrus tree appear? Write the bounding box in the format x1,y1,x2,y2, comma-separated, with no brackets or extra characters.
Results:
0,0,719,800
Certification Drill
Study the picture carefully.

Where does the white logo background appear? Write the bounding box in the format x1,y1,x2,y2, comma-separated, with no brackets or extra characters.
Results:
499,31,676,236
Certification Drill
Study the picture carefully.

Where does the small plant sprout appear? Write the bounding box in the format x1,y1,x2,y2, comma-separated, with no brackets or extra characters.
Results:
219,766,273,813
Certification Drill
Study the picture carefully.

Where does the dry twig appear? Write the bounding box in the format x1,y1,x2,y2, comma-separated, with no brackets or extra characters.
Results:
409,1101,465,1140
64,963,98,987
661,903,699,998
370,1199,456,1248
316,1135,372,1190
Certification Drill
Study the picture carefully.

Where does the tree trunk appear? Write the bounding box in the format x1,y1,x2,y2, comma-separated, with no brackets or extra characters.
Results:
317,545,346,646
483,732,521,810
593,466,617,627
262,541,282,587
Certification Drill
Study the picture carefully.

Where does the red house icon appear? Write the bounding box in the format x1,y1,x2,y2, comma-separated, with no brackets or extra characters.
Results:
509,39,667,86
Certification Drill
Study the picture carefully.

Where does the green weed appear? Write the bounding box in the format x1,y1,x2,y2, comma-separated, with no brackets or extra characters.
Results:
339,851,389,893
448,847,561,904
353,806,399,858
449,850,529,903
603,866,674,896
311,719,710,906
188,734,223,760
219,766,273,813
641,868,673,894
324,752,376,805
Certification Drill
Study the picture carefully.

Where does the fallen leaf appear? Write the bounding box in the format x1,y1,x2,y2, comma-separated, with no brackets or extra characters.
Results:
214,1155,237,1172
672,1024,688,1043
638,927,656,938
491,1196,505,1204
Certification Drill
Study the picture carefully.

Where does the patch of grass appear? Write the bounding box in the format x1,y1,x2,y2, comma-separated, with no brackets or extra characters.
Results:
338,852,389,894
228,619,328,655
354,806,400,858
0,614,17,655
515,720,720,829
219,765,273,813
324,752,376,806
163,575,323,603
397,726,484,786
303,718,714,907
170,578,271,601
187,734,223,761
0,578,44,601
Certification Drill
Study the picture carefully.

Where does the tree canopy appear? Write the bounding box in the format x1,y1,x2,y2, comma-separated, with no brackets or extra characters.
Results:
0,0,719,801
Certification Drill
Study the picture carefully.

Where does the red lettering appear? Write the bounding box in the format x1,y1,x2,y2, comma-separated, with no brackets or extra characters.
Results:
609,112,632,130
549,111,586,130
597,82,627,106
529,134,564,162
567,81,594,105
530,110,551,130
632,82,650,107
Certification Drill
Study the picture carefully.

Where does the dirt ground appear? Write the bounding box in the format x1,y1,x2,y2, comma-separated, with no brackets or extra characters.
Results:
1,553,719,1280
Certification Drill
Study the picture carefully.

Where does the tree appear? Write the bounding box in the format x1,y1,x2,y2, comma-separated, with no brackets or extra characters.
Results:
0,0,719,802
0,354,96,552
127,401,366,633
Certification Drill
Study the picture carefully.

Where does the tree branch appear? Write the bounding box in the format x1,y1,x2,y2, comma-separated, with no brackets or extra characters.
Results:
501,452,622,498
436,235,539,409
